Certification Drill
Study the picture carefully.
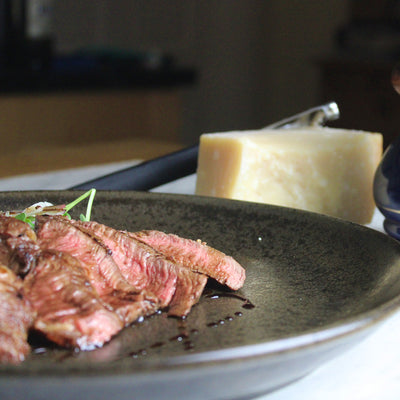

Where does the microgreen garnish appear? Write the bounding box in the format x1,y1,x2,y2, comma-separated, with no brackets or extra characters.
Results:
15,213,36,229
2,189,97,228
64,188,97,221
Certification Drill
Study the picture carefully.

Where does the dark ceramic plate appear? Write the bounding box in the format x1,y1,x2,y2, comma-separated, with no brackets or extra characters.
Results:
1,191,400,400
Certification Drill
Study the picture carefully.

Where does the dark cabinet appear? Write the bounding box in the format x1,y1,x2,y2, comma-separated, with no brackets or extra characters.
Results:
318,56,400,148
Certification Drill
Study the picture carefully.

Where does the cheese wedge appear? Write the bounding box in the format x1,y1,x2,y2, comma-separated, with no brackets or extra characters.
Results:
195,127,383,224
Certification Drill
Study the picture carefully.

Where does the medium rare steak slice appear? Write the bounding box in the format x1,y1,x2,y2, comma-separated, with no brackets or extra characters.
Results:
130,230,246,290
36,216,132,295
167,269,207,317
74,220,208,317
36,216,156,324
23,251,124,350
0,264,34,364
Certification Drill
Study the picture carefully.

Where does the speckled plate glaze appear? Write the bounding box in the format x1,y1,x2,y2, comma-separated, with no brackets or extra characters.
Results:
1,191,400,400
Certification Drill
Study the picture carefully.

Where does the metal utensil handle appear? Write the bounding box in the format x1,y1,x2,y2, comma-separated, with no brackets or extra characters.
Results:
70,144,199,191
265,101,339,130
70,102,340,191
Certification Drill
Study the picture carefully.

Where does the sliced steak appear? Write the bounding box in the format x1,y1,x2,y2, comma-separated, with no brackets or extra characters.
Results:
23,251,124,350
167,268,207,317
130,230,246,290
73,220,178,308
74,220,208,317
36,216,156,324
5,236,41,277
36,216,131,295
0,264,34,364
0,215,37,242
0,216,39,275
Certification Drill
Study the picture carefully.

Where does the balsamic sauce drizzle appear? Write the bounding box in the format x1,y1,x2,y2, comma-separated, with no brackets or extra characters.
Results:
127,288,255,358
30,289,255,361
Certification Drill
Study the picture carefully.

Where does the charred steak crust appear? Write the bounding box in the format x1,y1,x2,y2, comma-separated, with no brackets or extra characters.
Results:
0,216,37,242
0,216,39,276
73,220,208,317
130,230,246,290
23,250,124,350
0,264,34,364
6,236,41,277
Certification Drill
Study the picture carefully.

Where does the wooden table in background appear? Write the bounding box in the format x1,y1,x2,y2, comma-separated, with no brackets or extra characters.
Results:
0,138,183,178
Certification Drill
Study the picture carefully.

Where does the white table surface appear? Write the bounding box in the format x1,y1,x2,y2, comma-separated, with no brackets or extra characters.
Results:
1,161,399,400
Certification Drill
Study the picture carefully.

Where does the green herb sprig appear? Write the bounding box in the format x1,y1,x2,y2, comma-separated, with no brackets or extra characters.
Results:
64,188,97,222
12,189,97,228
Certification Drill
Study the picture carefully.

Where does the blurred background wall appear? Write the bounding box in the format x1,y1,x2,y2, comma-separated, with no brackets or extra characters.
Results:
3,0,400,176
53,1,350,144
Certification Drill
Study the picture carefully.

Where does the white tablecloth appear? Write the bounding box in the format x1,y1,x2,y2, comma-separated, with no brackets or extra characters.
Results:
1,162,399,400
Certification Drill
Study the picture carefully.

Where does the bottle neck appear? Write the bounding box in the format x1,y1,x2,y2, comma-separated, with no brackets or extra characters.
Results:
2,0,54,72
25,0,53,41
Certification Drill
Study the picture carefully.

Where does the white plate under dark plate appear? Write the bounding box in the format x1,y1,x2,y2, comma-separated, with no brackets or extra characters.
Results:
1,191,400,400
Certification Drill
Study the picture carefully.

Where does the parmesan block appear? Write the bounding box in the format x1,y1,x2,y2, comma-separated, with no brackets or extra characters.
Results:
195,127,383,224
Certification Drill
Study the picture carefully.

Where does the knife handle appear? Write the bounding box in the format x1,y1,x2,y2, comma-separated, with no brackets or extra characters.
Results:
70,144,199,191
71,102,340,191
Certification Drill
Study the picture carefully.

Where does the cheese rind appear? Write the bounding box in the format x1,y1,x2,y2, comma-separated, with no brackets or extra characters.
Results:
195,127,383,224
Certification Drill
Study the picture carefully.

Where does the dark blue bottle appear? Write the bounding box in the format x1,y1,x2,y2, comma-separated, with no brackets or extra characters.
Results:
374,136,400,239
373,64,400,239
